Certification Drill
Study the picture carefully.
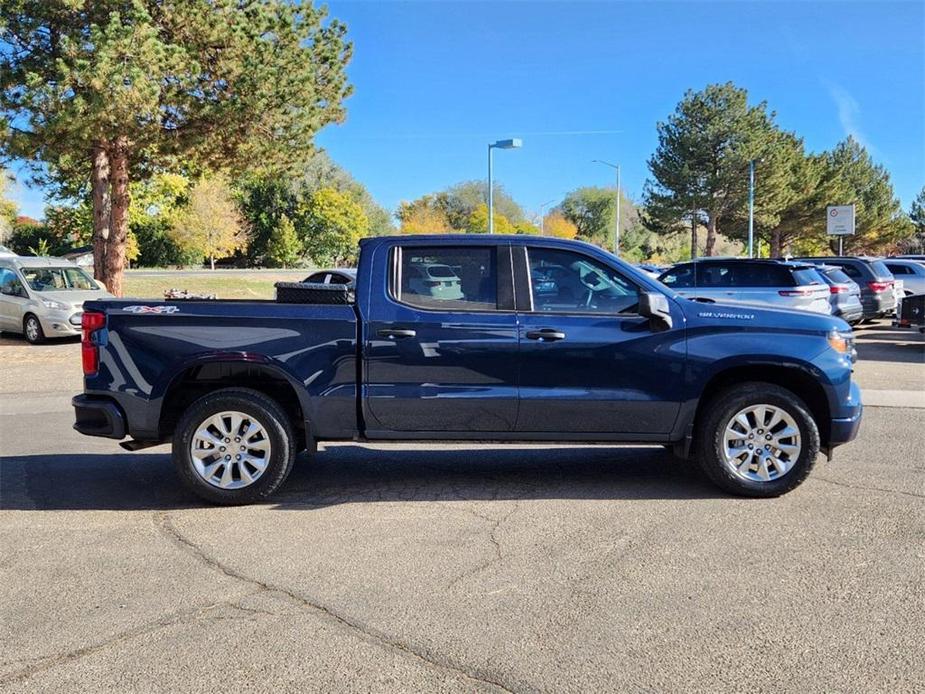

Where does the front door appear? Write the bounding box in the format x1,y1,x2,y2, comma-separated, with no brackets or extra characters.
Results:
364,243,519,434
515,245,685,436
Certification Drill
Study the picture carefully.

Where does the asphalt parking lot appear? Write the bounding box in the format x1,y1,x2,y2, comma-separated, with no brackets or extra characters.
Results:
1,321,923,693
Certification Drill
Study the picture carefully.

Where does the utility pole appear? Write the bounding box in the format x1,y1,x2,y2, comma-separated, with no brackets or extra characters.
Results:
748,159,756,258
592,159,621,255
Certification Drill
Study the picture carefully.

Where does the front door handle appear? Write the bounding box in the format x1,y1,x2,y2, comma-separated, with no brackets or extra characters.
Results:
378,328,417,339
526,328,566,342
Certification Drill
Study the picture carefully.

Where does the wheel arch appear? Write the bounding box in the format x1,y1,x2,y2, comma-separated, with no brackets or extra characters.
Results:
156,358,310,450
687,362,832,455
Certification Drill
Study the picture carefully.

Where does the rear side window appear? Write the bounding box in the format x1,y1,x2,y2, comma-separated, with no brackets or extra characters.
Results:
837,263,862,279
791,268,826,286
869,260,892,278
731,263,795,287
823,268,852,284
659,264,694,288
696,263,734,287
396,247,498,311
885,263,910,275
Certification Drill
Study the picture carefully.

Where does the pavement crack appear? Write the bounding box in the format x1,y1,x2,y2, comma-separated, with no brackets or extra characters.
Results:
0,596,259,686
811,475,925,499
153,511,516,693
447,501,522,590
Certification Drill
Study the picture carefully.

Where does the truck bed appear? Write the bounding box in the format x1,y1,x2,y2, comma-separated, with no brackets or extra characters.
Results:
82,298,360,441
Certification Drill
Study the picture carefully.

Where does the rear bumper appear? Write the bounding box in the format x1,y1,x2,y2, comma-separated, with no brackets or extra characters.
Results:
828,381,863,447
72,394,126,439
835,304,863,323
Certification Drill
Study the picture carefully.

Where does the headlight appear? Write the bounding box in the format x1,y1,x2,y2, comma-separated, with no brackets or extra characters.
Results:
827,328,856,361
41,298,68,311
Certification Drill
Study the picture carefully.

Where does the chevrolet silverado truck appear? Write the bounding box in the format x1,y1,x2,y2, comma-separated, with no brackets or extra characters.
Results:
73,236,862,504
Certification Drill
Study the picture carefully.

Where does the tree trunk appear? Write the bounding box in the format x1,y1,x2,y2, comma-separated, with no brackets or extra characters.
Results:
704,216,717,257
210,254,215,271
90,144,111,281
769,229,782,259
105,136,130,297
690,216,698,259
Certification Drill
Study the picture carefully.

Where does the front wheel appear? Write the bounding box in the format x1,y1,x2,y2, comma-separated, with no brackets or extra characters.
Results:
697,383,820,497
173,388,296,505
23,314,45,344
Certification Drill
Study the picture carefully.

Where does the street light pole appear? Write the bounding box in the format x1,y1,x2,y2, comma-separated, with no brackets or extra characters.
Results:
592,159,621,256
487,138,522,233
488,144,494,234
748,159,756,258
538,198,555,235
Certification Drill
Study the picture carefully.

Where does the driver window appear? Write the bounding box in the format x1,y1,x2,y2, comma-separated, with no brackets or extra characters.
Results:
527,247,639,314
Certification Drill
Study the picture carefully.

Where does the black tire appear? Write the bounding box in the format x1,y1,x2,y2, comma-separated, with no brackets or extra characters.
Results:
23,314,45,344
696,382,820,498
173,388,296,505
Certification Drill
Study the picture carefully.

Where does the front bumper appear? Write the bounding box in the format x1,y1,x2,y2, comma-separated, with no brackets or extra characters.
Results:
72,394,126,439
39,310,83,337
829,381,863,447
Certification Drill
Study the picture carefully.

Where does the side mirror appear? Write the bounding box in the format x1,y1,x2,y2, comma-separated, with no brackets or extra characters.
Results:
638,291,673,331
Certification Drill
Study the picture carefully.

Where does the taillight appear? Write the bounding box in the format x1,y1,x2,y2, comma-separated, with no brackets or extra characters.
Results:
868,281,893,293
424,280,441,287
830,285,849,294
81,311,106,375
779,289,812,297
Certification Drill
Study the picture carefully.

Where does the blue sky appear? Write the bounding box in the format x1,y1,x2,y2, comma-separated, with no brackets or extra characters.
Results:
8,0,925,221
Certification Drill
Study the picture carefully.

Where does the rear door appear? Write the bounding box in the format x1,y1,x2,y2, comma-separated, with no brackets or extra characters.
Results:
363,243,519,433
514,243,685,436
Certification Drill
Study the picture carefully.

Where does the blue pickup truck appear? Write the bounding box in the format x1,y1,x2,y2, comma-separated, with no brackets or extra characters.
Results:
73,235,862,504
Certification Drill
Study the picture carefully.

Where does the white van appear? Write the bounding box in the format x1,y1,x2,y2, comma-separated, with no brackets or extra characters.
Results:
0,256,113,343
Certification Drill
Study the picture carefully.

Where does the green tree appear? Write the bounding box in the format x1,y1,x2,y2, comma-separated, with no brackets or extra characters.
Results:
1,1,352,295
814,137,911,254
397,181,526,233
299,151,393,236
170,178,248,269
559,187,635,247
0,169,17,244
644,82,776,257
466,203,515,234
904,186,925,254
300,187,368,266
130,173,195,267
266,214,302,268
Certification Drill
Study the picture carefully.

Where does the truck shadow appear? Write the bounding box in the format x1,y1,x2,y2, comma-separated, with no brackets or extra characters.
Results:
0,444,724,511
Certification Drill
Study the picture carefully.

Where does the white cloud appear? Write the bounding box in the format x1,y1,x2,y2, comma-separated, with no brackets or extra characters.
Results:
827,82,873,152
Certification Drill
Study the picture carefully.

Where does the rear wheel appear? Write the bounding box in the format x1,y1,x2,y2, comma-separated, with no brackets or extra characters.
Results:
173,388,296,505
697,382,820,497
23,314,45,344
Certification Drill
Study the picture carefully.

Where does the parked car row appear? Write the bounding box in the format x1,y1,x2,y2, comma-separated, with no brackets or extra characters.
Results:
644,254,925,325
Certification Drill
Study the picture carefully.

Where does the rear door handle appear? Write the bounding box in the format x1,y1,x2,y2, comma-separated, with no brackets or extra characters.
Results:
526,328,566,342
378,328,417,339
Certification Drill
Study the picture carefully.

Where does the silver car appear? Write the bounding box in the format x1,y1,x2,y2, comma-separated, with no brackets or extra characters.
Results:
0,256,113,343
658,258,832,314
884,259,925,296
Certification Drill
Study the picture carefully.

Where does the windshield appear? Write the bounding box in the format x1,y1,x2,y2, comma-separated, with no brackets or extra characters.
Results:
21,266,98,291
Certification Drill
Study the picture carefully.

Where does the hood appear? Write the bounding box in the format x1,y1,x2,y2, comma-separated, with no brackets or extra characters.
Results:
35,288,114,307
678,297,849,334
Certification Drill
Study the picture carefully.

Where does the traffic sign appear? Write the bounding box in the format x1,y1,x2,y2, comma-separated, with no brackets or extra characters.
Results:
826,205,855,236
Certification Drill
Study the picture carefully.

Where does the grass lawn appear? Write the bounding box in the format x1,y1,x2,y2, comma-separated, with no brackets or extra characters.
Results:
122,270,310,300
